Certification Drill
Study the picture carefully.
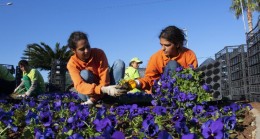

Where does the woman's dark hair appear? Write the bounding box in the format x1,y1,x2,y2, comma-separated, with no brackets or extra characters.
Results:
67,31,89,50
129,61,134,67
18,60,29,67
159,26,186,48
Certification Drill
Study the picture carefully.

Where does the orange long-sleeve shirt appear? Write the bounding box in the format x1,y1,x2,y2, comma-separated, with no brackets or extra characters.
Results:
67,48,110,96
138,47,198,92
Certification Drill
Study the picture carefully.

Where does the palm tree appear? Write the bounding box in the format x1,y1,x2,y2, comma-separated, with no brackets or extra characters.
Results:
230,0,260,32
21,42,73,91
22,42,72,70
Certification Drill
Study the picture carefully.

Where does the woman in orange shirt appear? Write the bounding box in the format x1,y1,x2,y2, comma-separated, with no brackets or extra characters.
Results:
126,25,198,93
67,31,126,105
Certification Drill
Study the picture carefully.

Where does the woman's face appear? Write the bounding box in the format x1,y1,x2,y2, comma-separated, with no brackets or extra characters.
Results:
73,39,91,62
160,38,178,58
132,62,140,69
19,65,26,72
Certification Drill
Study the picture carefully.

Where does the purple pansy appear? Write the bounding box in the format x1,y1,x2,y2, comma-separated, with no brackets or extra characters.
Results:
181,133,197,139
68,133,84,139
142,119,159,137
187,92,197,101
192,105,204,115
201,120,224,139
93,118,112,132
222,116,236,130
111,131,125,139
157,130,173,139
202,84,211,92
39,111,52,127
153,106,167,116
176,67,183,72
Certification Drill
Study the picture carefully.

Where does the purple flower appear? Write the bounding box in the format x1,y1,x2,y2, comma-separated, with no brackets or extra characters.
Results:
181,74,186,79
190,117,199,125
142,119,159,137
115,106,127,116
187,93,197,101
68,133,84,139
177,92,187,102
35,128,44,139
202,84,211,92
192,105,204,115
111,131,125,139
166,82,174,92
153,106,167,116
189,64,195,69
223,106,231,113
157,130,173,139
172,109,185,122
53,100,62,111
186,74,193,80
39,111,52,127
76,108,89,120
143,114,154,121
44,128,55,139
69,105,79,113
107,115,117,127
161,81,168,89
151,100,158,106
173,87,180,98
28,99,36,107
130,104,143,118
205,105,218,117
242,103,253,110
201,120,224,139
93,118,112,132
174,121,189,134
176,67,183,72
170,78,176,84
154,87,162,96
26,110,38,125
97,106,107,120
222,116,236,130
185,102,194,108
67,116,75,123
181,133,197,139
37,100,50,111
54,94,61,100
230,103,240,113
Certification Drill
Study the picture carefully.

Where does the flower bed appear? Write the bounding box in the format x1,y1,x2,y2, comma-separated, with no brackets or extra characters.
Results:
0,67,253,139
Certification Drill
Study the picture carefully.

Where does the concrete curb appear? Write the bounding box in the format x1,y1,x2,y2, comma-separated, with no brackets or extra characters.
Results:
251,108,260,139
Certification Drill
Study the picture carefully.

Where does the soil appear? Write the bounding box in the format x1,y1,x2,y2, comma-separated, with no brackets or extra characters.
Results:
236,102,260,139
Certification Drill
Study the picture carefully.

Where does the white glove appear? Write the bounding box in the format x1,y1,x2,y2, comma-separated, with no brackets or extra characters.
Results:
17,92,30,98
14,88,18,93
81,99,94,106
101,85,127,97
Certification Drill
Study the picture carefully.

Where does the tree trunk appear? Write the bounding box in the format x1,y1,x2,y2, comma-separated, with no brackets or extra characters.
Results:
247,2,253,32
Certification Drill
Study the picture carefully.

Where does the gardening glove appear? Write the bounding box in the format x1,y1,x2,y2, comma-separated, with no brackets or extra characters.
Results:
120,79,140,90
24,91,31,97
14,88,18,93
17,91,30,98
101,85,128,97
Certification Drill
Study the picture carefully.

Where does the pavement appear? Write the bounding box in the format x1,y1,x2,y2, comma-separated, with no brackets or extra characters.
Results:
250,102,260,139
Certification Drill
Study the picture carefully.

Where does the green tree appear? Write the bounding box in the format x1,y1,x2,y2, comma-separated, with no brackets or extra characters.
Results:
22,42,73,90
22,42,72,70
230,0,260,32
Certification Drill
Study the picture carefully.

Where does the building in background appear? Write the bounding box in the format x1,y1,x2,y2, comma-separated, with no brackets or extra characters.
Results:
228,45,248,100
247,17,260,101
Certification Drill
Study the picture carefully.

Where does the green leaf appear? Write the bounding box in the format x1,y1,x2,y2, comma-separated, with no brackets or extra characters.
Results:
65,130,73,136
237,118,244,123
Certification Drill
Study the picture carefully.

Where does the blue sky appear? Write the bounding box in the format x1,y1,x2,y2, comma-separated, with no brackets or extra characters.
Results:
0,0,259,82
